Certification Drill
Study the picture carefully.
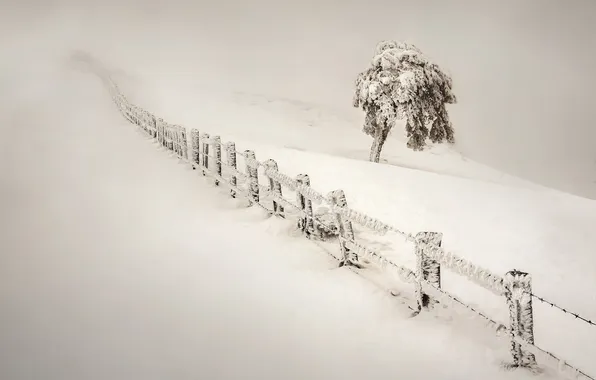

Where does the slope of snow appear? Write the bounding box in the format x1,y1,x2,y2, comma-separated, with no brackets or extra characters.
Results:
0,58,542,380
218,137,596,375
86,51,596,376
95,57,596,376
128,80,549,192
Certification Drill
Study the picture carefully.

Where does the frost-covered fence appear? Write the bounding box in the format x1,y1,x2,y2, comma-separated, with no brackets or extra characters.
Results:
98,72,594,380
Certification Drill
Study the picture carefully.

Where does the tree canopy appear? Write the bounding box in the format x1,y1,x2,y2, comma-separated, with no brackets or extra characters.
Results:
354,40,456,154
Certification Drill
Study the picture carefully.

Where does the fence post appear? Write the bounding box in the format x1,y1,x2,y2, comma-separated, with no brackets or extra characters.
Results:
164,126,170,150
164,124,170,149
212,136,222,186
328,190,358,267
141,111,149,133
295,174,315,237
163,127,170,150
504,270,536,368
191,129,200,169
151,115,158,138
173,126,180,156
135,108,142,129
148,114,157,138
168,126,174,151
128,105,136,125
180,127,188,160
415,232,443,310
226,142,237,198
176,126,183,157
157,118,165,146
130,106,139,125
146,114,152,136
200,133,210,176
244,150,259,204
264,159,284,217
137,109,145,131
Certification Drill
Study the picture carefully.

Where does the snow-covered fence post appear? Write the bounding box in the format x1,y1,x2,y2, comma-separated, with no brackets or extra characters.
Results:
137,110,145,131
164,125,170,150
147,114,153,136
135,107,142,126
212,136,222,186
180,127,188,160
415,232,443,310
128,105,136,124
295,174,314,237
164,123,173,150
133,107,140,127
145,114,151,134
226,142,237,198
138,111,145,132
150,115,157,138
504,270,536,368
141,111,149,134
244,150,259,204
328,190,358,266
200,133,210,176
169,126,175,152
157,118,165,147
162,122,168,149
173,127,180,156
159,119,165,147
176,126,183,157
264,159,284,217
130,106,139,125
191,129,200,169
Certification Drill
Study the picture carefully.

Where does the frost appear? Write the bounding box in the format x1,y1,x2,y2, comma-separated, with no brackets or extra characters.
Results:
354,40,456,158
368,81,382,99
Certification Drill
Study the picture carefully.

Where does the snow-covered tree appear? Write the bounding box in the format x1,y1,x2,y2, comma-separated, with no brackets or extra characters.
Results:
353,40,456,161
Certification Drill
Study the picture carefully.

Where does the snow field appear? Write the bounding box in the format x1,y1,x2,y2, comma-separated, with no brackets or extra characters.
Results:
0,60,541,380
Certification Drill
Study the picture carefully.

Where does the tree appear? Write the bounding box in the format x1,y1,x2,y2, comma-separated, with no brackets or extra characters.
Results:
353,40,456,162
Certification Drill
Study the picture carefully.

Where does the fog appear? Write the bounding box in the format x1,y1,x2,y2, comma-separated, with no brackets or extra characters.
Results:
3,0,596,197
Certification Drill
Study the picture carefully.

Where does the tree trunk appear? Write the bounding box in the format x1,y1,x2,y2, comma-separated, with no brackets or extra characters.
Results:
369,126,389,163
369,136,379,162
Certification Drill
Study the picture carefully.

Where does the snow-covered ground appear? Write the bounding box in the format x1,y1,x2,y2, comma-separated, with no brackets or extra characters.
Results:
0,61,539,380
122,67,596,377
2,2,596,379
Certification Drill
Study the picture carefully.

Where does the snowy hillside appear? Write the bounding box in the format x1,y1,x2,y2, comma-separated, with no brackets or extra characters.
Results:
129,80,549,191
2,1,596,379
112,63,596,377
0,56,544,380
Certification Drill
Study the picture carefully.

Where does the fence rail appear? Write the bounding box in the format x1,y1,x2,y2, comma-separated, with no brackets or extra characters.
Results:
96,70,594,380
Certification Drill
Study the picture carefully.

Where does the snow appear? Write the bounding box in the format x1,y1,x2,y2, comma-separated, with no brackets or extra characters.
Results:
2,2,596,379
0,62,531,380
